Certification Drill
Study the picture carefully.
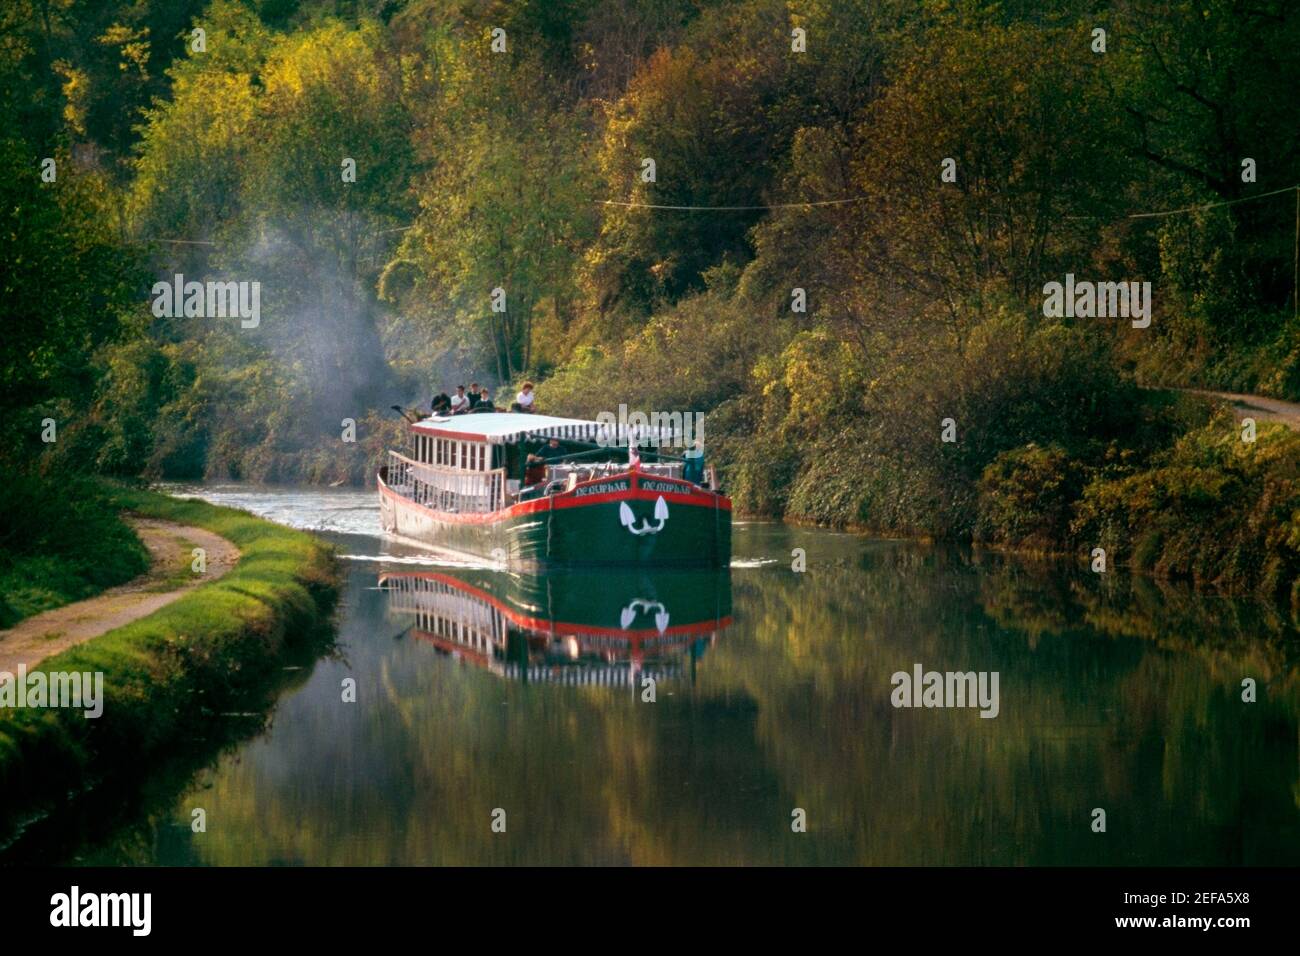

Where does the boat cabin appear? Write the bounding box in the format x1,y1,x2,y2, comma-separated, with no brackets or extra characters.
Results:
385,413,697,515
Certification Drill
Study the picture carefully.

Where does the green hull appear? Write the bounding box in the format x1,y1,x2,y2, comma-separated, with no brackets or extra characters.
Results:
379,565,733,686
380,469,731,568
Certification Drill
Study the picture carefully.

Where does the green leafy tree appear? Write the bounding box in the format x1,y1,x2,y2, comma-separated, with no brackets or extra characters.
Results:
0,137,147,465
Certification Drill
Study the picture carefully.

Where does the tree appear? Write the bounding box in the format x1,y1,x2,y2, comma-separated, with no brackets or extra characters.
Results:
845,20,1128,354
0,137,146,459
390,31,596,382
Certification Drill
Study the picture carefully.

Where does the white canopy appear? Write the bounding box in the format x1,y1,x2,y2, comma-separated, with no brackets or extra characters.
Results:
410,412,682,447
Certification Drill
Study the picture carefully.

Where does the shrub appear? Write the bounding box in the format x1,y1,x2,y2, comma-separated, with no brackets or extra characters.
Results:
1073,411,1300,596
976,444,1084,551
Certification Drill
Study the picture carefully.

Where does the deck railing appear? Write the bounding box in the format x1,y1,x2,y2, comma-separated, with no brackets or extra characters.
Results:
382,575,505,650
546,461,683,485
387,451,506,513
386,452,696,513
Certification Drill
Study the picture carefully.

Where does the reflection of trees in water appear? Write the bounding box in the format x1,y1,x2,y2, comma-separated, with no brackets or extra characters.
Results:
979,554,1300,677
744,549,1300,865
122,544,1299,865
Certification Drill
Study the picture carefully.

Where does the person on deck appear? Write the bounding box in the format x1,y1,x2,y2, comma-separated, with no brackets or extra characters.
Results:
682,439,705,486
467,382,482,410
449,385,469,414
512,382,536,413
523,437,563,493
430,392,452,416
538,436,564,462
471,387,496,412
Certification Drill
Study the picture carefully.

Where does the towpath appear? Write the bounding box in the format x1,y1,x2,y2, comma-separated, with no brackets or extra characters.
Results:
0,517,239,673
1179,389,1300,431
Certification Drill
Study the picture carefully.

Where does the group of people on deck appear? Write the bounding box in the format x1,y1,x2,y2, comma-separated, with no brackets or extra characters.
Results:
428,382,537,417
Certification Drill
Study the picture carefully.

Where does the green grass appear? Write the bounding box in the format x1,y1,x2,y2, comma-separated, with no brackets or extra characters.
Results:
0,482,338,827
0,474,150,628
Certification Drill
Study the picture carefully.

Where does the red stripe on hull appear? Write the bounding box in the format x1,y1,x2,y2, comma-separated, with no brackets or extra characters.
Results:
381,571,732,638
378,469,730,526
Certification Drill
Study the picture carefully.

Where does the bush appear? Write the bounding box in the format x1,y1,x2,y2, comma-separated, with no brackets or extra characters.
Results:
976,443,1084,551
542,285,775,420
1073,411,1300,597
722,309,1143,535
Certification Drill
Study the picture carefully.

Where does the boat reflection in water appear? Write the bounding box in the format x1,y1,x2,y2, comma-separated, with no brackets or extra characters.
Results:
379,567,732,687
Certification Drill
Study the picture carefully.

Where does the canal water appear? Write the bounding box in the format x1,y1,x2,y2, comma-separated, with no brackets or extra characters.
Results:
6,485,1298,865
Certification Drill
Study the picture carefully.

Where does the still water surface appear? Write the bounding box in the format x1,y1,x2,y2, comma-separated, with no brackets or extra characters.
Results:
10,484,1300,865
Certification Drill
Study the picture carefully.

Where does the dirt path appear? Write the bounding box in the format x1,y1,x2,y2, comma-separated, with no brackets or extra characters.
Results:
1181,389,1300,431
0,517,239,674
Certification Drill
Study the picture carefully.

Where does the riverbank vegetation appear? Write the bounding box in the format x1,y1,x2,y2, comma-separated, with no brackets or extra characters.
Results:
3,1,1299,598
0,485,337,836
0,476,150,627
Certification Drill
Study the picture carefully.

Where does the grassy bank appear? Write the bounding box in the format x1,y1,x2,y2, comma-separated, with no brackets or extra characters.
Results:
0,483,338,833
0,475,150,628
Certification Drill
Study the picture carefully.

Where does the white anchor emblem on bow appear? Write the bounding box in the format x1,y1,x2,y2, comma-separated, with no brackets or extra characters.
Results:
619,496,669,536
619,599,670,634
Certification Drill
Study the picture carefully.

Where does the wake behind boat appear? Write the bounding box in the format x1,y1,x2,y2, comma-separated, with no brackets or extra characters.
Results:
377,411,731,567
